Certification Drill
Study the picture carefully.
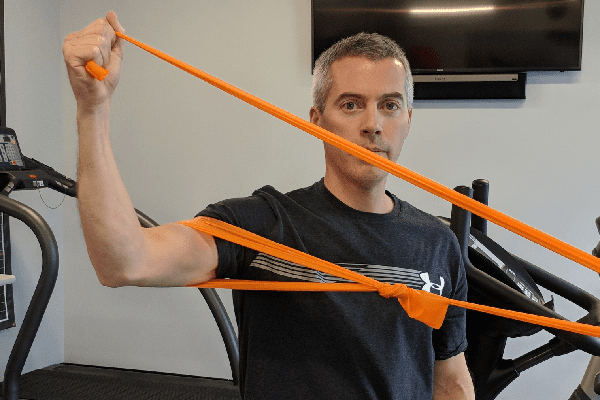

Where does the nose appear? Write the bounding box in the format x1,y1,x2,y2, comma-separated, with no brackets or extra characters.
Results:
361,104,383,136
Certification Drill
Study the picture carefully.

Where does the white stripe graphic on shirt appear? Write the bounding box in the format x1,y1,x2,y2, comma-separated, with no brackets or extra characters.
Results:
250,253,425,290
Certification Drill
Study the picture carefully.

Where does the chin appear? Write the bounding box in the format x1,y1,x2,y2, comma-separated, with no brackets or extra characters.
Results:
347,170,388,191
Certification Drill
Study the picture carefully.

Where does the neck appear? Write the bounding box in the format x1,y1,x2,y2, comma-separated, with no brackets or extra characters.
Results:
323,173,394,214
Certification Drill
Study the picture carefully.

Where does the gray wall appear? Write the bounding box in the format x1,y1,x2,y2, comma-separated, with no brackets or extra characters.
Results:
0,0,64,379
3,1,599,399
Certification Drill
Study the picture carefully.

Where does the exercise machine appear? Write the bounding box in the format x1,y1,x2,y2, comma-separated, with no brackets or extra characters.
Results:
445,180,600,399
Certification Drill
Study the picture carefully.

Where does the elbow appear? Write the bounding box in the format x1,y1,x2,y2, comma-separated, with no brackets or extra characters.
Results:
95,268,130,288
92,258,160,288
91,257,140,288
87,245,147,288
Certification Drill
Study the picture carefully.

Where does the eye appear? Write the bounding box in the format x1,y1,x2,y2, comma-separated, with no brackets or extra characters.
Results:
383,101,400,111
343,101,358,110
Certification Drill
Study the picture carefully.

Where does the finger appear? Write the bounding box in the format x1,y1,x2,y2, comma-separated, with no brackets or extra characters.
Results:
63,34,106,69
64,19,115,68
79,18,116,67
92,18,118,68
105,11,125,64
66,17,109,41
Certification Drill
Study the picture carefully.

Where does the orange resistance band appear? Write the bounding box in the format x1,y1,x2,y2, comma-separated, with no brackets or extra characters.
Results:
84,34,600,336
181,217,600,337
86,32,600,276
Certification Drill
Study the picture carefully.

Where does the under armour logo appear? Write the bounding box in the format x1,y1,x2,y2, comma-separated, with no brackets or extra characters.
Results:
420,273,445,295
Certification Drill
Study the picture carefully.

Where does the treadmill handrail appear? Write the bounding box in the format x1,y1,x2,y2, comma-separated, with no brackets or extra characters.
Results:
1,195,59,400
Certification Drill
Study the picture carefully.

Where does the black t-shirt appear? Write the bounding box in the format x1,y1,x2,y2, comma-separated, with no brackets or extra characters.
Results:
198,180,467,400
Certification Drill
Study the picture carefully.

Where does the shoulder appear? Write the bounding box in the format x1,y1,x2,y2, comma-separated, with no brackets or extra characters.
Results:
194,185,278,234
198,188,271,218
196,182,321,234
395,197,456,240
391,196,463,270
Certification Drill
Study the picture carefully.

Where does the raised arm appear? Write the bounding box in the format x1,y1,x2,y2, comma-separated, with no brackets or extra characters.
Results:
63,12,217,287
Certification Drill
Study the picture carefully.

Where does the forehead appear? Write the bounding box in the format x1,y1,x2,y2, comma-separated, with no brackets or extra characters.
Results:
328,56,407,101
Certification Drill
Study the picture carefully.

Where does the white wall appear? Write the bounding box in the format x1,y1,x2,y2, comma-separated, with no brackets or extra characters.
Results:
0,0,64,378
56,1,600,399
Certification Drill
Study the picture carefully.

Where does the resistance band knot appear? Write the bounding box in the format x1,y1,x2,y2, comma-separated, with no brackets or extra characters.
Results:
377,283,408,299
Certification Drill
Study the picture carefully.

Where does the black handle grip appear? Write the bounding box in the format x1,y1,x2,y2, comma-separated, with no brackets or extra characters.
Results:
471,179,489,235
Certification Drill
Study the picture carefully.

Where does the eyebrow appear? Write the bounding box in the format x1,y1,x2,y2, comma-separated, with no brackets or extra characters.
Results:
334,92,405,104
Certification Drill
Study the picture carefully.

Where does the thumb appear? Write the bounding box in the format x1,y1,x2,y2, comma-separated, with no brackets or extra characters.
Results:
105,11,125,74
106,11,125,35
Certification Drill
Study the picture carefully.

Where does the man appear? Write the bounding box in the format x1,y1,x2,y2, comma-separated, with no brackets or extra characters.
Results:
64,11,474,400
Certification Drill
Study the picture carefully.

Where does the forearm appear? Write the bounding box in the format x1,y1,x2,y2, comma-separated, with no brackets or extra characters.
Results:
433,355,475,400
76,103,147,287
432,379,474,400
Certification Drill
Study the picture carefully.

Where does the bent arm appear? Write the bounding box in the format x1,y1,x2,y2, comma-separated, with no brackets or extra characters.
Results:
77,107,217,287
66,12,218,287
433,353,475,400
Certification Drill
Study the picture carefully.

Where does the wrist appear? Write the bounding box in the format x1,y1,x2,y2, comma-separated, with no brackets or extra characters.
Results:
76,98,111,120
76,101,112,151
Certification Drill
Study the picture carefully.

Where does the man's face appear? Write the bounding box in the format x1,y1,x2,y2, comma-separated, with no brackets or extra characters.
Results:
310,56,412,190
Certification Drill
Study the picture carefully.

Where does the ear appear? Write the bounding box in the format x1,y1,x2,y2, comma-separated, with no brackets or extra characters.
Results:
309,106,321,126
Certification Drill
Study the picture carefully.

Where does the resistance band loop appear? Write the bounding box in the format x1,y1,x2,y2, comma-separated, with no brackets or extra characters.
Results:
85,34,600,336
86,32,600,275
181,217,600,337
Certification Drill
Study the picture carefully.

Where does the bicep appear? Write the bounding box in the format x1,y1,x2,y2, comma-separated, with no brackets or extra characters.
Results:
135,222,219,287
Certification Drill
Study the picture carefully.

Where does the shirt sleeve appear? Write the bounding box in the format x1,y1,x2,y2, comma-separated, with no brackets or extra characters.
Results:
196,192,279,279
432,244,468,360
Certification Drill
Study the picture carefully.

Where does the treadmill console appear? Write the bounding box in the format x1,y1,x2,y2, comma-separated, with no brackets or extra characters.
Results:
0,129,24,170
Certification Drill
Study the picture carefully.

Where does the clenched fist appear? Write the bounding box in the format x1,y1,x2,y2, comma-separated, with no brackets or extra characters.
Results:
63,11,125,113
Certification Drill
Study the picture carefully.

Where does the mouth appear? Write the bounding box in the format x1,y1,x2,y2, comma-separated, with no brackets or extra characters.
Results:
365,147,388,157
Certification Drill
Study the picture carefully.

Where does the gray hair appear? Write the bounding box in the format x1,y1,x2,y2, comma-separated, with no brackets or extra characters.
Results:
312,32,413,113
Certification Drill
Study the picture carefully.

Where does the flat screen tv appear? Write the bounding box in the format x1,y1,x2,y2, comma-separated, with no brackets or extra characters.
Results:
312,0,584,75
